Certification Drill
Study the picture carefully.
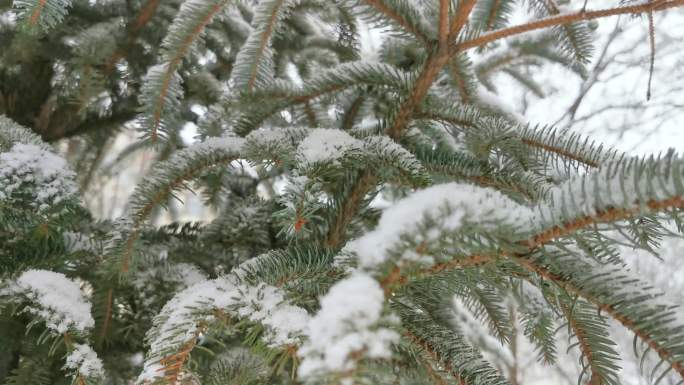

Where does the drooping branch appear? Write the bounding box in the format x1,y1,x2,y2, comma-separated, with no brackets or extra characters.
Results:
246,0,286,92
438,0,450,51
514,257,684,379
405,194,684,379
117,152,240,272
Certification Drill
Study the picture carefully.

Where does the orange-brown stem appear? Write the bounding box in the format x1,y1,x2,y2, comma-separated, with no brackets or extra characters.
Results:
438,0,450,51
28,0,47,25
521,138,599,168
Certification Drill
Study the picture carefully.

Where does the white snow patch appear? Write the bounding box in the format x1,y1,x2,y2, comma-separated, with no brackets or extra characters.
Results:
296,128,362,167
0,143,78,211
346,183,536,269
298,272,399,379
3,270,94,333
138,272,310,383
64,343,105,378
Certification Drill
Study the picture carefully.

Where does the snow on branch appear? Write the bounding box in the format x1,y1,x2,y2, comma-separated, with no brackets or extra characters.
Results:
294,128,430,187
138,272,310,383
0,115,51,151
297,272,399,383
295,128,363,168
64,343,105,380
531,152,684,247
346,182,536,269
2,269,94,334
0,143,79,211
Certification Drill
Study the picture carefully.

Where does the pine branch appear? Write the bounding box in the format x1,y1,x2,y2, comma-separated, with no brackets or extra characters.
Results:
232,0,293,91
452,0,684,54
12,0,71,32
139,0,230,142
108,137,244,274
449,0,478,38
535,0,594,65
559,299,620,385
518,125,620,170
404,330,468,385
397,155,684,380
0,115,51,151
513,255,684,380
386,53,452,139
397,302,510,385
387,0,475,139
471,0,515,32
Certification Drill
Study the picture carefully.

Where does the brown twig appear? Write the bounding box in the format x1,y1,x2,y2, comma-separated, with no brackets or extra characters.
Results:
386,0,476,140
515,256,684,379
28,0,47,25
520,138,599,168
438,0,450,52
559,301,601,385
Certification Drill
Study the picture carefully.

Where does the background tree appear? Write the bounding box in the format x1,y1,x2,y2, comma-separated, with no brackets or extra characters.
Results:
2,1,684,385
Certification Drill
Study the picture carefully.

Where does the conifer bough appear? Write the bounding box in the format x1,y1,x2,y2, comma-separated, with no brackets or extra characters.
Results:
2,0,684,384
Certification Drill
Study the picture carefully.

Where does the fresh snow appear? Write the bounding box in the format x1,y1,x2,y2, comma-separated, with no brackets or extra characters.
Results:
296,128,362,167
346,182,536,269
139,272,310,383
298,272,399,381
3,270,94,333
64,343,105,378
186,135,245,155
0,143,78,211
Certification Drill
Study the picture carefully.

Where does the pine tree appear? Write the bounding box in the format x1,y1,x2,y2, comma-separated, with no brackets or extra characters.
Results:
2,0,684,384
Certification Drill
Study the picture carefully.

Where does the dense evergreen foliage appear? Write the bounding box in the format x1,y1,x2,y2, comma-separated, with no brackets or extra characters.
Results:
2,0,684,384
